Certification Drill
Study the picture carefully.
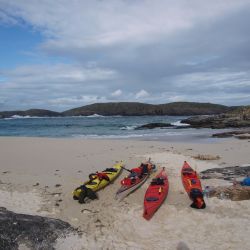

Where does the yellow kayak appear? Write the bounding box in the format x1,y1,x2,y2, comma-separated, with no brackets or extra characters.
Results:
73,161,123,200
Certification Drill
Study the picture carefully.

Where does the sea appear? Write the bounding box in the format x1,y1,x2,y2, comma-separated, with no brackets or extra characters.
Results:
0,114,228,141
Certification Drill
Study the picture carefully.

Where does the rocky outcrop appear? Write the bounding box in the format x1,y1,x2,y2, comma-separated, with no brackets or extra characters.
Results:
0,207,75,250
181,106,250,128
135,122,173,130
212,129,250,139
209,186,250,201
201,165,250,201
227,106,250,119
182,115,250,128
200,165,250,181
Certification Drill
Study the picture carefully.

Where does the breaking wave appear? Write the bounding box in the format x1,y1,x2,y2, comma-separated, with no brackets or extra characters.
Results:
171,120,190,127
120,125,137,130
86,114,104,118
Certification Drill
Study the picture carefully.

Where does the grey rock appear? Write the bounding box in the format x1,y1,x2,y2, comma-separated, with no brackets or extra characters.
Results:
212,130,250,139
135,122,173,130
0,208,75,250
201,165,250,180
182,115,250,129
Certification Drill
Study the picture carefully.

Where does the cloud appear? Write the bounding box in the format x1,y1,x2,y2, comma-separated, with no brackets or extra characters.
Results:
0,0,250,110
135,89,150,99
0,9,18,25
1,64,117,84
48,95,107,106
0,63,119,110
111,89,122,97
1,0,249,49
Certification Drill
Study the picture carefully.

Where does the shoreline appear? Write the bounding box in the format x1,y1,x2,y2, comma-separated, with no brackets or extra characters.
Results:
1,136,250,249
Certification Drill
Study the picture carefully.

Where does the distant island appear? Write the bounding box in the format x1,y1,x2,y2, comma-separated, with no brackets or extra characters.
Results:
0,109,61,119
0,102,232,118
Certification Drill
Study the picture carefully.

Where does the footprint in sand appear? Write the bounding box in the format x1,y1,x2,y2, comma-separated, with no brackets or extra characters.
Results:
2,171,10,174
177,241,190,250
81,209,98,214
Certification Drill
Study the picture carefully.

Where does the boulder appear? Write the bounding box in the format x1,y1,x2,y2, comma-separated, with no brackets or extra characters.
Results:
0,207,75,250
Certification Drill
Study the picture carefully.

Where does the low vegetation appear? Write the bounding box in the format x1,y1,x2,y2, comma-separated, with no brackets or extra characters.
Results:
193,154,221,160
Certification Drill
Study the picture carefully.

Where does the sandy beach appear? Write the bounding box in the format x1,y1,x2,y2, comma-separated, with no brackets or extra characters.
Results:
0,137,250,250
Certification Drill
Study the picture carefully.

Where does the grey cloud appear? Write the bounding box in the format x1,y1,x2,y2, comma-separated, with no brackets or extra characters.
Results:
0,0,250,110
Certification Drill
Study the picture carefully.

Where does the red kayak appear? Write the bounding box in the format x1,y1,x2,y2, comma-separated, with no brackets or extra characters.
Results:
181,161,206,209
115,161,155,200
143,167,169,220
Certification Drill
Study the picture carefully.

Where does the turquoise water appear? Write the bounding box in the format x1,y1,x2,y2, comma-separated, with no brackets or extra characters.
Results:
0,115,224,140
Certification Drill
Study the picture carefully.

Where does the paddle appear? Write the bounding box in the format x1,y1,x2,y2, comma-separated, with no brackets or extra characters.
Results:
121,159,154,174
121,165,132,173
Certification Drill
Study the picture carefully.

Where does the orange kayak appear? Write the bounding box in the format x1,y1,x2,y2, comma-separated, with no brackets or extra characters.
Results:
181,161,206,209
143,167,169,220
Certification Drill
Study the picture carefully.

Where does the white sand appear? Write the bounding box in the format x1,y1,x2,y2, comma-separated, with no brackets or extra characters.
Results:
0,190,43,215
0,137,250,249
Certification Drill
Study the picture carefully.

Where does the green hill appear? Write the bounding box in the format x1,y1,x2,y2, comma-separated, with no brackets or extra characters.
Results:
62,102,230,116
0,102,240,118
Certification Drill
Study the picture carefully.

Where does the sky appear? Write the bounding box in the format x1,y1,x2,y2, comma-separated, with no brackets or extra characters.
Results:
0,0,250,111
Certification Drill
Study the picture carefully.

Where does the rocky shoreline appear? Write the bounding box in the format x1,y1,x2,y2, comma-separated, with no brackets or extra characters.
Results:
212,129,250,139
200,165,250,181
181,114,250,129
181,106,250,129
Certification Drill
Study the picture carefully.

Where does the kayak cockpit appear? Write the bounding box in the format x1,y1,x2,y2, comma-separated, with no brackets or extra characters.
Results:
145,196,159,202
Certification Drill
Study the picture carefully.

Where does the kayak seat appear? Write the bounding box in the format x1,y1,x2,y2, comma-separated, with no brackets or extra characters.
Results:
88,181,98,185
184,168,193,172
129,172,138,178
151,178,164,185
146,197,159,202
104,168,118,172
141,164,149,175
190,188,203,199
183,172,194,176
